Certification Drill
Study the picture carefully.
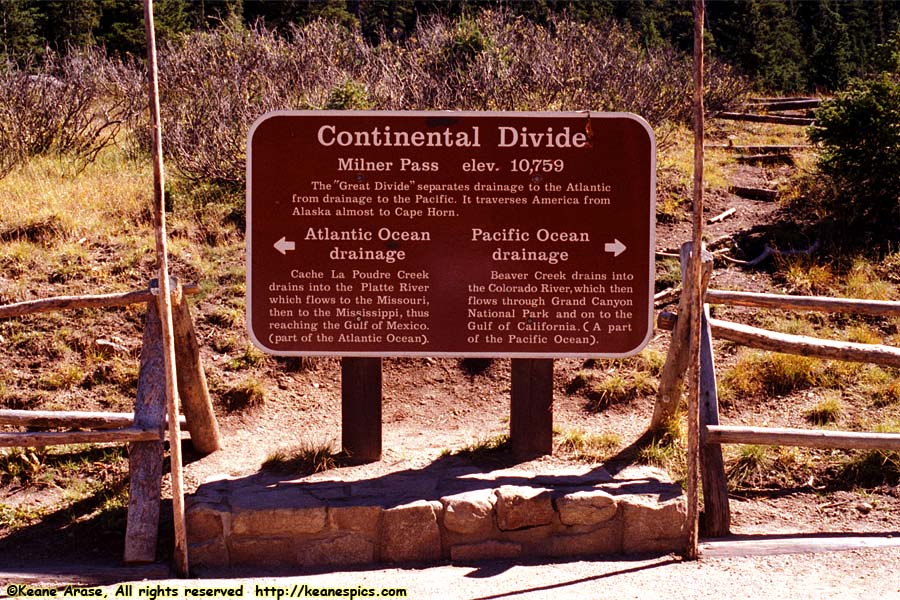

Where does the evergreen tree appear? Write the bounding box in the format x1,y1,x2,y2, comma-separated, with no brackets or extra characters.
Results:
800,0,851,91
708,0,806,93
38,0,101,51
0,0,40,59
96,0,189,57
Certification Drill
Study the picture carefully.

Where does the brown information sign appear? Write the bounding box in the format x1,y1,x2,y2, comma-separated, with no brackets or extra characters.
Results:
247,111,655,358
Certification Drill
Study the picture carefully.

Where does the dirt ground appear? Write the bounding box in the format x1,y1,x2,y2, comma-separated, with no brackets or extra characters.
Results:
3,118,900,592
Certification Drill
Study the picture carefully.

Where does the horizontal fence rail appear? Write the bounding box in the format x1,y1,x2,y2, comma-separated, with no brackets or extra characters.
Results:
0,409,186,430
707,425,900,451
658,311,900,368
0,283,199,319
0,426,163,448
706,289,900,317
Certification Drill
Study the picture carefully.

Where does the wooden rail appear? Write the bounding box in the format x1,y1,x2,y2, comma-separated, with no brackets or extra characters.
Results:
0,427,161,448
707,425,900,451
0,409,186,430
706,289,900,317
658,311,900,368
0,284,199,319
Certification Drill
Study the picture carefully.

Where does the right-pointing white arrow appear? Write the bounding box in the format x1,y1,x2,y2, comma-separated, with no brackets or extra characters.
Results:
274,236,296,255
604,239,626,257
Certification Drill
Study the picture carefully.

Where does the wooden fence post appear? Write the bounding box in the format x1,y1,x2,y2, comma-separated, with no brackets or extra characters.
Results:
510,358,554,459
651,242,712,431
172,285,221,454
341,357,382,463
124,299,166,563
699,303,730,537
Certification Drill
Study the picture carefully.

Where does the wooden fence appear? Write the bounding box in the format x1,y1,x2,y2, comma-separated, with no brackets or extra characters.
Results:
655,242,900,537
0,279,220,562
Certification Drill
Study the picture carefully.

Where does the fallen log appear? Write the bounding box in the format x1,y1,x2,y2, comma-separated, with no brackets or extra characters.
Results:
729,186,779,201
706,144,810,153
742,99,822,111
736,153,794,166
715,112,814,126
708,208,737,224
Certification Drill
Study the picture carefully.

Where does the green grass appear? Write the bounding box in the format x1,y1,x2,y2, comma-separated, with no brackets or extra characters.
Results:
262,439,348,475
221,377,267,412
803,392,843,426
442,434,512,464
637,415,686,486
719,350,839,403
554,428,621,462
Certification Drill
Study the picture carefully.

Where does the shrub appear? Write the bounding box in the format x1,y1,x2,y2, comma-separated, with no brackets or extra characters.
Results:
0,49,141,178
809,74,900,228
150,12,750,187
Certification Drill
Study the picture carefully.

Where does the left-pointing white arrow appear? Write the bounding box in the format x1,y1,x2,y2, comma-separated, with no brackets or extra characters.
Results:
274,237,296,255
604,239,626,257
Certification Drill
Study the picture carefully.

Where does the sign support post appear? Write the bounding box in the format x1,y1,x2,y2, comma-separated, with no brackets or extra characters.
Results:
510,358,554,458
341,357,382,463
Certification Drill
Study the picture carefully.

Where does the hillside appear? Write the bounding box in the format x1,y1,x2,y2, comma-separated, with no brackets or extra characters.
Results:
1,104,900,570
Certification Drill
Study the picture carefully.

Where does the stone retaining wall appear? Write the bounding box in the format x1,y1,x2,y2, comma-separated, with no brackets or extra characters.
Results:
186,465,687,570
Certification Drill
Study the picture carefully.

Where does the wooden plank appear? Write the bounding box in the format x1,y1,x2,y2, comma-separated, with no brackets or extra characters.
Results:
341,357,382,463
702,534,900,558
715,112,814,125
707,425,900,450
657,312,900,368
706,289,900,317
510,358,554,459
699,304,730,537
0,427,160,448
124,299,166,564
172,288,221,454
0,285,198,319
0,409,186,429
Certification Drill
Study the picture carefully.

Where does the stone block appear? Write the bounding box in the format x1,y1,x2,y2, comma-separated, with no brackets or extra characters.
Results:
227,537,295,567
441,489,495,536
297,534,376,566
380,500,442,563
450,541,522,562
231,506,326,537
328,505,381,536
619,493,688,554
188,537,228,569
494,485,554,531
500,523,555,546
554,490,617,526
549,521,622,557
186,504,225,543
